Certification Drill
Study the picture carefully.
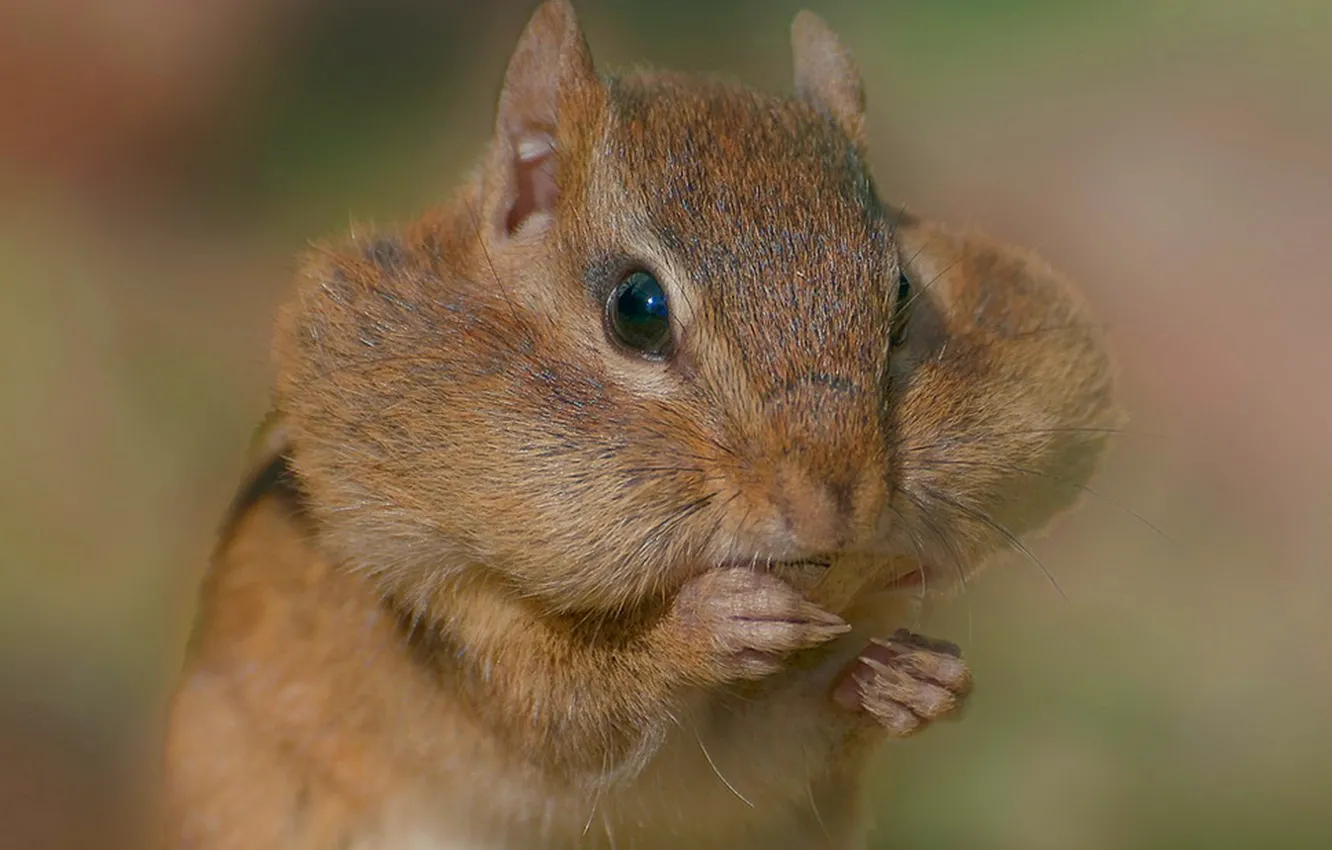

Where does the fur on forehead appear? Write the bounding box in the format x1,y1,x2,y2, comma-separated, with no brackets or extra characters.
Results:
600,73,881,234
570,75,896,379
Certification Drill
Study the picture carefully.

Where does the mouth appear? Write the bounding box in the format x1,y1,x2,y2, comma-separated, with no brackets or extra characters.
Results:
777,557,833,570
715,556,933,596
721,558,833,593
718,557,833,571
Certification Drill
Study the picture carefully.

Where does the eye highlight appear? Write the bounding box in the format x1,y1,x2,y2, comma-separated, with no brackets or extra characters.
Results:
606,270,672,358
890,270,912,347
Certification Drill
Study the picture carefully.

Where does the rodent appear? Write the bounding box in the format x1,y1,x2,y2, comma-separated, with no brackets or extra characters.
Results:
160,3,1119,848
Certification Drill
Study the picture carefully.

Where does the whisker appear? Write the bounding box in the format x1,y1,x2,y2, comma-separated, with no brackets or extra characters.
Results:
921,485,1067,601
1003,426,1156,438
904,425,1158,457
908,457,1172,544
698,491,743,570
899,226,933,272
887,202,912,239
630,493,717,564
908,494,971,599
463,197,543,338
1005,322,1114,339
802,743,832,842
886,501,932,603
693,723,753,808
580,753,606,837
901,255,961,315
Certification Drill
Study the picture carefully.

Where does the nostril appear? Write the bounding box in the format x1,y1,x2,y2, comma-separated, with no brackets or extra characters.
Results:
762,453,888,557
772,462,848,554
828,480,855,519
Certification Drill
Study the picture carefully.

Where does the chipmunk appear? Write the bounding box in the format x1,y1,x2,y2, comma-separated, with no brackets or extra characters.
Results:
161,3,1118,848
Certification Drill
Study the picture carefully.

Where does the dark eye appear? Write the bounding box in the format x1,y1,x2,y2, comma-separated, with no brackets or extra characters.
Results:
890,270,912,347
607,270,672,357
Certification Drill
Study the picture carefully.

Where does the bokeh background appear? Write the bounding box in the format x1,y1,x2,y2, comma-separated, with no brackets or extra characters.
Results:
2,0,1329,848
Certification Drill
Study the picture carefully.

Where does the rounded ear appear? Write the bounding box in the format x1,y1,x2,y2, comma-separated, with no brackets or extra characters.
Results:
791,10,867,148
486,0,600,238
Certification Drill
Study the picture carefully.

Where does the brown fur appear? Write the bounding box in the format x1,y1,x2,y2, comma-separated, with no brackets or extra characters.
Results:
161,3,1119,848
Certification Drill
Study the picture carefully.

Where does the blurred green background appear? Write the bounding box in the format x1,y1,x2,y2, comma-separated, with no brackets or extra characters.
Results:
1,1,1329,848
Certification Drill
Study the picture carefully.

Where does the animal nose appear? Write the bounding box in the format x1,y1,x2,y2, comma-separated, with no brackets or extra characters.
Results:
771,458,854,554
758,376,886,554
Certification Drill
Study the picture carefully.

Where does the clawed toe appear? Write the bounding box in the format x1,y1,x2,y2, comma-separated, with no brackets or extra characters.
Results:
832,630,972,737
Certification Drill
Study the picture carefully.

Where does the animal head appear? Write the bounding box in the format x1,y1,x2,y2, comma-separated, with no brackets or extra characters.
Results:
273,1,1118,617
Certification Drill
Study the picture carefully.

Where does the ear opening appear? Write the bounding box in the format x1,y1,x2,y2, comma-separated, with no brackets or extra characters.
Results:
506,132,557,234
791,10,867,148
488,0,598,239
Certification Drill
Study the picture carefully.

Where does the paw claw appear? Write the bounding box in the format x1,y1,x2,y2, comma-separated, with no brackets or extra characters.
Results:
673,567,846,683
834,630,973,737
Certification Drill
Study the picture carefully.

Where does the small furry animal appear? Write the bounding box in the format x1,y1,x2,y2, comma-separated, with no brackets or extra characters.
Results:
161,3,1119,848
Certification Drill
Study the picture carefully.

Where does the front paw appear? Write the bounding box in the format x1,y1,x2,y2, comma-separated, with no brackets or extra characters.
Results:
831,629,972,736
671,567,850,682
